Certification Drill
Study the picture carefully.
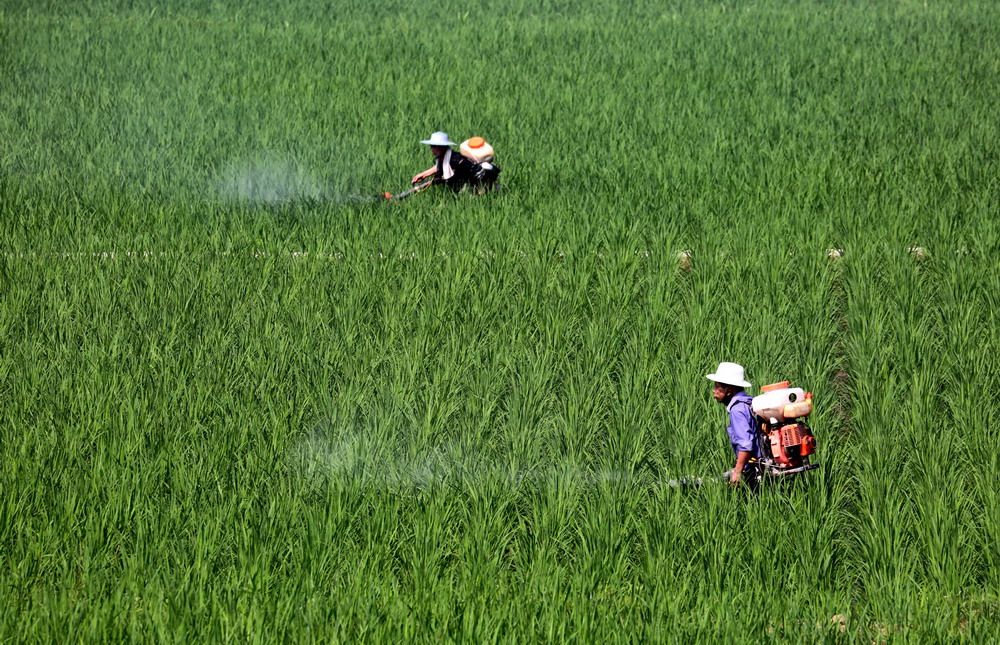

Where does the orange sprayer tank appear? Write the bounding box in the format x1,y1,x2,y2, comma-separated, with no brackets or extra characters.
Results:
460,137,494,163
756,384,819,474
760,381,790,393
752,387,811,424
768,422,816,468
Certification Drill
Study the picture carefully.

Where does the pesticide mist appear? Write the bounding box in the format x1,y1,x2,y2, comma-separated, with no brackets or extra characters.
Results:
294,421,663,491
217,156,328,205
216,155,381,206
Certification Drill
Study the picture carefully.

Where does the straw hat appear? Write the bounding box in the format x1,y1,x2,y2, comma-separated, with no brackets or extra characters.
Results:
419,131,457,146
705,362,752,388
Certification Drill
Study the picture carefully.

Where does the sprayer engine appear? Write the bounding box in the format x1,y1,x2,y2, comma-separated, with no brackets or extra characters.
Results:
752,381,820,476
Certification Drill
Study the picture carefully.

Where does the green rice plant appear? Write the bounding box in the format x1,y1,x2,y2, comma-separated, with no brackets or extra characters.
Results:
2,0,999,641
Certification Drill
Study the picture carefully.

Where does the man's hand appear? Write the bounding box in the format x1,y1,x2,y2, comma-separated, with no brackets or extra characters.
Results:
731,450,751,486
412,170,433,184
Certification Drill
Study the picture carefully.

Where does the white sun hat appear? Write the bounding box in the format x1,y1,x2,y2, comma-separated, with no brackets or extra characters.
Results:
705,362,752,388
419,131,457,146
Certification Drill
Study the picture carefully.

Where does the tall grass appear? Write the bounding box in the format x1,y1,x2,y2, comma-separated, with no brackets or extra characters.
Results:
2,0,998,641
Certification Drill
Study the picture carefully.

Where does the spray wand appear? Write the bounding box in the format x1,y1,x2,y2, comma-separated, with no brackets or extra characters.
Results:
382,177,436,201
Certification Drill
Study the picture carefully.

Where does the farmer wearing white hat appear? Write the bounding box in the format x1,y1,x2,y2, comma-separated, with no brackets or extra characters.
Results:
411,131,500,192
707,362,762,487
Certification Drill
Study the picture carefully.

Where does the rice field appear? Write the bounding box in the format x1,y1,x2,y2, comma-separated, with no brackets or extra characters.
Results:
2,0,999,642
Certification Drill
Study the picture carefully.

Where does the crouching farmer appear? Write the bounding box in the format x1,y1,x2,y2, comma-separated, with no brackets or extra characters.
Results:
411,131,500,193
706,362,762,488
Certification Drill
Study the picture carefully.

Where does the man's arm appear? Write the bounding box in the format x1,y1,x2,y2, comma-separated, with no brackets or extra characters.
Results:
729,401,756,485
730,451,751,485
411,166,436,183
412,165,437,184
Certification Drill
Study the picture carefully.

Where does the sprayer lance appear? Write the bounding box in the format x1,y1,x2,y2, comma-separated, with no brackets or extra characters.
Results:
383,178,435,201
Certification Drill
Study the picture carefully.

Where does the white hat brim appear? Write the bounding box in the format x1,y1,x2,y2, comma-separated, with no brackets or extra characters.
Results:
705,373,752,388
420,138,456,146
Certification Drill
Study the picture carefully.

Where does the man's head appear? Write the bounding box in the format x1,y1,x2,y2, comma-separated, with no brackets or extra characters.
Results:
420,131,457,158
712,381,742,404
705,362,751,405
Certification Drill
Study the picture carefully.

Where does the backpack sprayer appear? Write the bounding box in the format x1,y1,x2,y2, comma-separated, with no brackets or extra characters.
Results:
383,137,498,200
751,381,819,476
459,137,496,166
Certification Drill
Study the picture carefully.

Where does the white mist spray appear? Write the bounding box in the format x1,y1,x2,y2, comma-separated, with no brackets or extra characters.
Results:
217,155,327,205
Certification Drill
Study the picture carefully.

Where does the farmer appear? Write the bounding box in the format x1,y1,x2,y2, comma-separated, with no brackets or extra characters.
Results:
411,131,500,193
706,362,762,487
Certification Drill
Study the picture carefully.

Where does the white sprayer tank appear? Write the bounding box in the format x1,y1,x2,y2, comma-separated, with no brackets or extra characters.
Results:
752,387,812,424
460,137,494,163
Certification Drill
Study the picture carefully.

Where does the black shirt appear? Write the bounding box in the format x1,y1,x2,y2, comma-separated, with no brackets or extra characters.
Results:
434,151,482,191
435,152,501,192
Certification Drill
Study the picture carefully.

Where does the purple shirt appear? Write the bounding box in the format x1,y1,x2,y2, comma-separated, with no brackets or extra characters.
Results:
726,391,761,466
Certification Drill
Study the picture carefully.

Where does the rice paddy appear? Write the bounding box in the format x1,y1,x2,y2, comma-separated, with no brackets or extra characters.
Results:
2,0,999,641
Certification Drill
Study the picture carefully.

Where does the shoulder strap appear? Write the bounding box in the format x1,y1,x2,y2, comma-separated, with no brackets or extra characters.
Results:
727,394,752,413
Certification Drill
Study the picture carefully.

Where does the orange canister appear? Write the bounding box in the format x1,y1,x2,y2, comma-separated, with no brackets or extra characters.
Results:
460,137,495,163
